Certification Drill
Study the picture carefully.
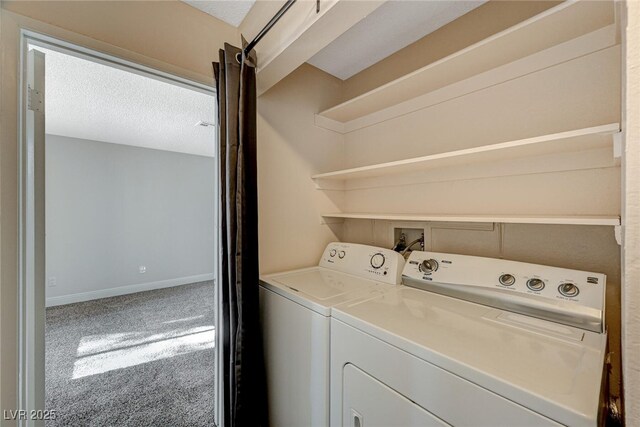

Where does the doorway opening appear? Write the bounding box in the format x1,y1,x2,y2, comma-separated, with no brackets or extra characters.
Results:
20,32,220,426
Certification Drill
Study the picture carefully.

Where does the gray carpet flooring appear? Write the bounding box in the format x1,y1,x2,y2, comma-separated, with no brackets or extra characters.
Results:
45,281,216,426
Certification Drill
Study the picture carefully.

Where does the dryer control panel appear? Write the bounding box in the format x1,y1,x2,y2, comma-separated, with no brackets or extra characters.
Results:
403,251,606,333
319,242,405,285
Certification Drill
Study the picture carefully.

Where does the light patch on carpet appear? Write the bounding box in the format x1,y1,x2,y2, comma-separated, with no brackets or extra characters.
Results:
76,325,213,356
164,315,205,325
72,326,215,379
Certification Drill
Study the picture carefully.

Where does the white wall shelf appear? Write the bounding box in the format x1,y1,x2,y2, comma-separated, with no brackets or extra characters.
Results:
312,123,621,182
321,213,621,227
315,1,616,134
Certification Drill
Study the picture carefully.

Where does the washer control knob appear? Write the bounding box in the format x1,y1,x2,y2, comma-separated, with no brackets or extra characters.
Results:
329,249,337,257
558,283,579,297
499,274,516,286
338,250,346,259
370,253,386,269
419,259,439,274
526,278,545,291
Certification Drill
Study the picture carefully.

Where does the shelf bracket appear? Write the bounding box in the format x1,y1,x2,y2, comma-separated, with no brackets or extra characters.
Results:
613,131,623,160
615,225,622,246
313,178,345,191
320,216,344,225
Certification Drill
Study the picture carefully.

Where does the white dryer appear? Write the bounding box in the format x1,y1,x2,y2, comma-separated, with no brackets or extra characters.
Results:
259,242,405,427
331,251,608,426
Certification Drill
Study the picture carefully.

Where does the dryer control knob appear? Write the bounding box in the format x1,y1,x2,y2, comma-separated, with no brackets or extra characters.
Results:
499,274,516,286
419,259,439,274
558,283,579,297
370,253,386,269
527,278,545,291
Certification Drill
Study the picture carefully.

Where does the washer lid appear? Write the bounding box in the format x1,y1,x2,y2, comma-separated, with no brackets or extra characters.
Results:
260,267,387,316
332,287,607,425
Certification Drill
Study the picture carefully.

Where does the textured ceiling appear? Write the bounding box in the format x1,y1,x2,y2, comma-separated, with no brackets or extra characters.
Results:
182,0,256,27
35,46,216,157
308,0,486,80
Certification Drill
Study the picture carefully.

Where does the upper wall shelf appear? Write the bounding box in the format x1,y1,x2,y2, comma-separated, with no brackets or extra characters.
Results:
315,0,617,134
321,213,621,227
312,123,621,182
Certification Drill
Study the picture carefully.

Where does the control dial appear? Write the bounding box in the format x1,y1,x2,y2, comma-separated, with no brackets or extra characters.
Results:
499,274,516,286
329,249,337,257
558,283,579,297
338,250,346,259
419,259,439,274
526,278,545,291
370,253,386,269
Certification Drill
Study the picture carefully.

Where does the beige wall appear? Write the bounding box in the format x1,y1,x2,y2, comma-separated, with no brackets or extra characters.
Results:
257,63,344,273
326,0,624,404
0,1,237,419
2,1,238,84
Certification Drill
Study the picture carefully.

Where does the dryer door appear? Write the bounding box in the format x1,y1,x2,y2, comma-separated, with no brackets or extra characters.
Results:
342,364,450,427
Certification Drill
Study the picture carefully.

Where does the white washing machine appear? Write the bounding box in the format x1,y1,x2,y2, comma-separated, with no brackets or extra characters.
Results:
259,242,405,427
331,251,607,427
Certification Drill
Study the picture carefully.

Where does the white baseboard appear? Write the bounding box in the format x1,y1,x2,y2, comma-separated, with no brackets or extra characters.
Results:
46,273,215,307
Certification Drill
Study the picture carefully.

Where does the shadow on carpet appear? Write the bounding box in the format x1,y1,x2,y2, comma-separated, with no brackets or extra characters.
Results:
45,281,215,426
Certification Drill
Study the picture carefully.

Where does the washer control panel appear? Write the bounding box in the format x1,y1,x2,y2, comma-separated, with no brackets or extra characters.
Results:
402,251,606,333
319,242,405,285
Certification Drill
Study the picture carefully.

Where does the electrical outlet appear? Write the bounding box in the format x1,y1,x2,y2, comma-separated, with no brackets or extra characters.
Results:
47,277,57,287
139,265,146,274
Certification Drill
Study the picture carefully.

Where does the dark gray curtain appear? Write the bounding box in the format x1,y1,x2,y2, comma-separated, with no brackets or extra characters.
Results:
213,42,266,427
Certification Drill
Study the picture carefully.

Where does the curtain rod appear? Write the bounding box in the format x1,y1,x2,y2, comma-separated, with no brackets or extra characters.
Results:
240,0,319,62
